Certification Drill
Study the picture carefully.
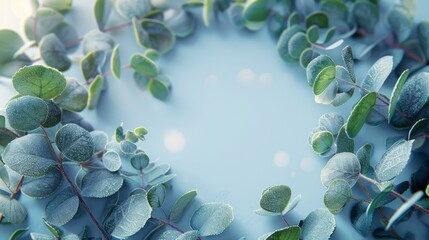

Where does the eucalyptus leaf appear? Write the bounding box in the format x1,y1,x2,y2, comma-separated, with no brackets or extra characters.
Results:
130,152,150,170
170,190,197,222
21,171,62,198
80,170,123,198
375,140,414,182
82,30,115,55
265,226,300,240
45,188,79,226
6,96,48,131
8,228,28,240
417,21,429,59
288,32,310,59
80,50,106,81
388,69,409,123
203,0,212,27
87,75,105,110
0,193,27,225
311,131,334,154
321,152,361,187
366,184,393,217
39,33,71,71
277,25,305,63
115,0,151,19
386,191,423,230
94,0,112,30
111,44,121,80
102,151,122,172
324,179,352,214
2,134,57,178
351,202,372,237
305,11,329,28
243,0,272,22
345,92,377,138
356,144,373,174
301,208,335,240
260,185,291,213
190,202,234,236
164,8,196,38
147,184,166,208
53,78,88,112
12,65,66,100
24,8,64,42
130,53,158,77
395,72,429,118
104,192,152,238
148,79,170,101
386,6,413,43
306,55,335,87
361,56,393,95
55,124,94,162
336,125,354,153
352,0,379,33
134,18,175,54
42,217,64,238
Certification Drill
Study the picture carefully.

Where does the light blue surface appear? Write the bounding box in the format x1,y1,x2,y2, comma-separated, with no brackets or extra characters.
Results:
0,0,429,239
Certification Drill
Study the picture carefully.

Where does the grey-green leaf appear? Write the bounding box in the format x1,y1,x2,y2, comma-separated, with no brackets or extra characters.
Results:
321,152,361,187
311,131,334,154
260,185,291,213
301,208,335,240
45,188,79,226
356,144,373,174
386,6,413,43
351,202,372,237
80,169,123,198
130,53,158,77
388,69,409,123
361,56,393,95
352,0,379,33
386,191,423,230
170,190,198,222
111,44,121,80
21,171,62,198
55,123,94,162
102,151,122,172
324,179,352,214
2,134,57,178
6,96,48,131
306,55,336,87
190,202,234,236
104,192,152,238
12,65,66,99
94,0,112,30
265,226,301,240
375,140,414,182
53,78,88,112
39,33,71,71
87,75,105,110
0,193,27,225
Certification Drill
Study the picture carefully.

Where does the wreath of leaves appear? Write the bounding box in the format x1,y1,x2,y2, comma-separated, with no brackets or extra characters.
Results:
1,0,429,239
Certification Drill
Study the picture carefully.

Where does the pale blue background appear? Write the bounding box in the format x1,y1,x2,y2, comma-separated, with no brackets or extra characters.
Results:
0,0,428,239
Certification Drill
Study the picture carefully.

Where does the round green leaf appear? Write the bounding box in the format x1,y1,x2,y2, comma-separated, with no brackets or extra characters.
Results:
306,55,335,87
351,202,372,237
417,21,429,59
321,152,361,187
305,11,329,28
104,192,152,238
80,50,107,81
345,92,377,138
39,33,71,71
190,202,234,236
288,32,310,59
324,179,352,214
260,185,291,213
336,125,354,153
148,79,170,101
299,48,320,69
320,0,348,22
242,0,272,22
228,3,246,28
2,134,57,178
21,171,62,198
45,188,79,226
147,184,166,208
80,170,124,198
0,193,27,225
12,65,67,99
306,25,319,43
91,130,108,152
111,44,121,80
276,25,305,63
53,78,88,112
55,123,94,162
94,0,112,30
301,208,335,240
375,140,414,182
6,96,48,131
318,112,344,135
130,53,158,77
24,7,64,42
203,0,212,27
311,131,334,154
0,29,27,65
313,66,336,95
102,151,122,172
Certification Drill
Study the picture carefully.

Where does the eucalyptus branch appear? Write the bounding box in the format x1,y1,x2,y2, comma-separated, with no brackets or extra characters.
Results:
39,126,111,240
150,216,185,233
359,174,429,215
281,214,290,226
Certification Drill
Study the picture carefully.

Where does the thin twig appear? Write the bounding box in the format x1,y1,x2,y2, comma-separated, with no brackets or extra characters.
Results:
9,176,24,199
281,214,290,226
40,126,111,240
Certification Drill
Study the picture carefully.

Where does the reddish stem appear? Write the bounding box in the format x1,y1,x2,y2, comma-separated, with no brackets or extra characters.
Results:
281,214,290,226
9,176,24,199
40,126,111,240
